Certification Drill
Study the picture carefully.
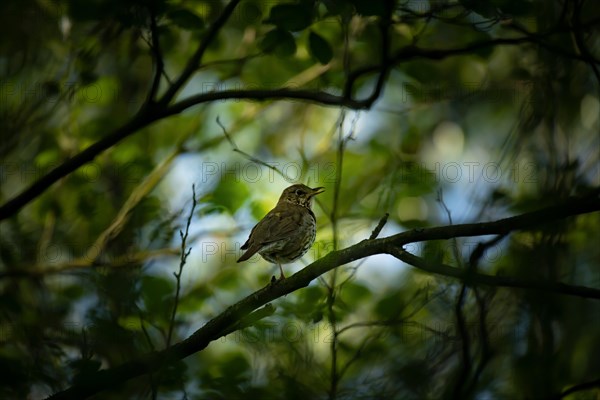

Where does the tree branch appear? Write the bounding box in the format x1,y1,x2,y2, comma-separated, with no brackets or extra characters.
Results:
551,377,600,399
46,191,600,399
4,31,591,221
158,0,242,105
217,116,289,180
369,212,390,240
388,248,600,299
146,7,164,103
451,284,471,399
0,108,159,222
166,185,197,347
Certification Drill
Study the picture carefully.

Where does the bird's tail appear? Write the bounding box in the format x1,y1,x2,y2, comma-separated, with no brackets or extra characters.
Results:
237,245,260,263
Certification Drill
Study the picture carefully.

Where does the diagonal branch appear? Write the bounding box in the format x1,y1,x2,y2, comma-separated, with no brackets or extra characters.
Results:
387,248,600,299
3,32,585,222
158,0,242,105
46,191,600,399
0,0,243,223
0,89,363,222
380,188,600,248
217,116,289,180
146,7,165,103
85,145,181,262
0,108,159,222
552,377,600,399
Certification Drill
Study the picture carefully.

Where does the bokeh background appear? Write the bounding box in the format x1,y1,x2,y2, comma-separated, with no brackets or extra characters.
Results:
1,0,599,399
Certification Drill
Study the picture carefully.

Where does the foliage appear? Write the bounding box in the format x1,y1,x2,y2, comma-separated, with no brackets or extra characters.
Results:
0,0,599,399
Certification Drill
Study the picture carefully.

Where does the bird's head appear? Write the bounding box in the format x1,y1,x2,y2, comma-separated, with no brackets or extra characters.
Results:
279,184,325,208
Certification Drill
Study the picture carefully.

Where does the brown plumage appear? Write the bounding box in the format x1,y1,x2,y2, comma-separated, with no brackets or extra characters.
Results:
237,184,325,280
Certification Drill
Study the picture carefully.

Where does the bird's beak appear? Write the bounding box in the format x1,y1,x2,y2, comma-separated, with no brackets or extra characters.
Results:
310,187,325,196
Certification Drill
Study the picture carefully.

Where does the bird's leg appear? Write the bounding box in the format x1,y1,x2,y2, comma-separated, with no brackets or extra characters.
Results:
278,263,286,280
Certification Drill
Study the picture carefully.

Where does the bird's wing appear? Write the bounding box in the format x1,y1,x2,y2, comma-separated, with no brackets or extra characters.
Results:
238,209,304,262
249,209,303,246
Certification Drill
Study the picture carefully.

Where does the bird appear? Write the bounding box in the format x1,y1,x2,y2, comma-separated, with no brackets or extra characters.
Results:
237,184,325,280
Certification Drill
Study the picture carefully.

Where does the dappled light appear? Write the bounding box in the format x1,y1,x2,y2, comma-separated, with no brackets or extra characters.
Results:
0,1,599,399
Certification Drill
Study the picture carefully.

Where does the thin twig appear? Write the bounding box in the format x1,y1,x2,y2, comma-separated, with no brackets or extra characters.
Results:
3,26,598,222
369,213,390,240
159,0,242,105
468,234,507,272
337,212,390,290
147,8,165,103
337,319,447,338
216,116,290,181
166,184,197,347
220,303,276,337
451,284,471,399
437,189,464,268
337,333,382,382
137,306,158,399
331,111,345,253
46,193,600,400
338,213,390,292
553,377,600,399
328,111,346,400
328,109,361,400
465,286,493,396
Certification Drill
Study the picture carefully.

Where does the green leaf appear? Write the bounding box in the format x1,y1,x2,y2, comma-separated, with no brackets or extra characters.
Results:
375,291,404,319
221,353,251,378
212,177,249,213
178,285,213,313
167,9,204,31
141,275,174,317
264,3,313,31
259,29,297,58
341,282,371,306
308,31,333,64
213,268,240,290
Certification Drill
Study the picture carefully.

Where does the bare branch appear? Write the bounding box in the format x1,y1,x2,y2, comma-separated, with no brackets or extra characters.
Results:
0,109,158,222
158,0,242,105
217,117,288,181
369,213,390,240
468,234,507,271
327,108,361,400
450,284,471,398
437,189,463,268
166,184,197,347
387,247,600,299
46,193,600,399
85,147,181,262
146,7,165,103
2,33,581,221
220,303,276,337
552,377,600,399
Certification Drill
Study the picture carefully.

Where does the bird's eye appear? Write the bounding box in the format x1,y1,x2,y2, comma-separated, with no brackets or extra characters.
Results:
295,189,305,196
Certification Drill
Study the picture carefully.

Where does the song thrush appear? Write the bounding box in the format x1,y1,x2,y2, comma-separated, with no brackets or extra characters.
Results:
237,184,325,280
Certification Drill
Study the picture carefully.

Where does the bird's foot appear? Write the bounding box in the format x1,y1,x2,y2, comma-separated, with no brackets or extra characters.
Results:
269,274,286,285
